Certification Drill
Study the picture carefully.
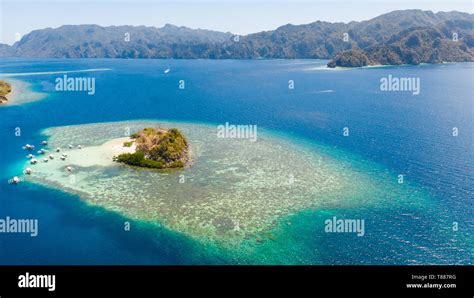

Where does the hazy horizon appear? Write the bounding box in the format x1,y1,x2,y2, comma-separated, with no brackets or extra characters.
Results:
1,0,473,45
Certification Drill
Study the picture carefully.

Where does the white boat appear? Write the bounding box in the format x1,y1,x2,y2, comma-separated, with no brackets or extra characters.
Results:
164,67,170,74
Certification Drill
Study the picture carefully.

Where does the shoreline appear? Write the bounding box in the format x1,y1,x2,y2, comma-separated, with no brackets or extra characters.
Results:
331,61,469,70
0,78,46,106
306,61,474,71
0,80,12,104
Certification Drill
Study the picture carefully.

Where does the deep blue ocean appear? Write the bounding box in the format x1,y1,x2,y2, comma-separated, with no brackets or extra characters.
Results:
0,59,472,264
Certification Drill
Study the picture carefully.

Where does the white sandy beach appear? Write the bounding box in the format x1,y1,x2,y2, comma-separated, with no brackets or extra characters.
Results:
0,79,45,105
304,65,350,71
50,137,136,168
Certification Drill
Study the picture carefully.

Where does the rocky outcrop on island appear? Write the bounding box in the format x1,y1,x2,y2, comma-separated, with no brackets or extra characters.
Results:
327,49,371,68
1,24,232,59
328,20,474,67
0,80,12,104
114,127,189,169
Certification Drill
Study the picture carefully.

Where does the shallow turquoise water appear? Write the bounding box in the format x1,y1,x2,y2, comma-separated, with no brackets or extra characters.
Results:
0,59,472,264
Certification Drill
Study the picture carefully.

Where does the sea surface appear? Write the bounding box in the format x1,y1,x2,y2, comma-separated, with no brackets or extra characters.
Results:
0,59,472,264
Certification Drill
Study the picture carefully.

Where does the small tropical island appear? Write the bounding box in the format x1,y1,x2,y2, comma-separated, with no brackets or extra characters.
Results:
113,127,190,169
0,80,12,104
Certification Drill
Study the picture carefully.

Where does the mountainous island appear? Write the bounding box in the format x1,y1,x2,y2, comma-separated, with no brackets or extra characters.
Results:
114,127,190,169
0,10,473,67
0,80,12,104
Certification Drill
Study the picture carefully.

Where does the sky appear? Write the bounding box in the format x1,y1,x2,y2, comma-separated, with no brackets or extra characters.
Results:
0,0,473,45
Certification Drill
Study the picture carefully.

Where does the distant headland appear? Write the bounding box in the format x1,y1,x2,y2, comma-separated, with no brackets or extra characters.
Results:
0,10,472,68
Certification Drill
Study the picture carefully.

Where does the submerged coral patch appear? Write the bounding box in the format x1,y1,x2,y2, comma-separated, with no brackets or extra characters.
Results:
23,120,428,248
